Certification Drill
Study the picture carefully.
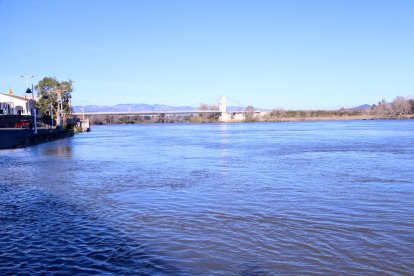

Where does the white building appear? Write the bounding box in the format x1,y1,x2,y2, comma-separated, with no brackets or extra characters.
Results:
0,92,36,115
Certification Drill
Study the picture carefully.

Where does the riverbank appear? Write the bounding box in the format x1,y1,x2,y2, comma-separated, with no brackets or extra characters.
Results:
0,128,74,150
84,112,413,125
260,114,414,122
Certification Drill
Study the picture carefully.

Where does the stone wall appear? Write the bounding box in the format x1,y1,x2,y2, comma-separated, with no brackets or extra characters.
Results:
0,129,74,149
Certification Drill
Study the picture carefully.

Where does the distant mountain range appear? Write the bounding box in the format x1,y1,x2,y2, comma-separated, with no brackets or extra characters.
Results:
350,104,373,110
73,104,194,113
73,103,373,113
72,104,249,113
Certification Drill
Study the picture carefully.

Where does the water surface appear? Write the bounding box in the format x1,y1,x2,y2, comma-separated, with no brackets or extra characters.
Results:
1,121,413,274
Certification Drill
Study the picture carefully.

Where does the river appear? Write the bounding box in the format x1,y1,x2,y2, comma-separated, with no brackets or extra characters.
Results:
1,120,413,275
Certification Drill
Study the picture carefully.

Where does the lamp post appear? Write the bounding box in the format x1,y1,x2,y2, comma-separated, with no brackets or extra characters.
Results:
21,75,37,134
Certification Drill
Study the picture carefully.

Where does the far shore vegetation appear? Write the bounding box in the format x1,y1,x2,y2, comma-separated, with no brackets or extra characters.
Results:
87,96,414,125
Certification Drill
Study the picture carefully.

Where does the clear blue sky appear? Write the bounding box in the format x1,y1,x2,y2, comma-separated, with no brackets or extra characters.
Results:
1,0,413,109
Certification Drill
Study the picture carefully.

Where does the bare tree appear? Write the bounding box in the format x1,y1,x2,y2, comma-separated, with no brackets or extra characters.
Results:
374,99,393,118
409,100,414,114
393,96,411,118
193,103,219,122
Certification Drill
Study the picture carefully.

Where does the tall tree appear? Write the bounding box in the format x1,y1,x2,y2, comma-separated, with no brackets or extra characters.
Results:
35,77,74,119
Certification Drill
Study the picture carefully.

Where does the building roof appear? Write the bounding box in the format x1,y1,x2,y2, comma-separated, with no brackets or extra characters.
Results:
0,93,30,101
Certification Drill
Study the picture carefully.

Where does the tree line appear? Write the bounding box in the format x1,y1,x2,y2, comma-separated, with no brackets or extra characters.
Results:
85,96,414,125
371,97,414,119
89,114,194,125
264,96,414,122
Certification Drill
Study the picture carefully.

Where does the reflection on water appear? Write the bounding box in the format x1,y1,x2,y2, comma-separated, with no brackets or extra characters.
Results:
42,145,73,157
1,121,414,275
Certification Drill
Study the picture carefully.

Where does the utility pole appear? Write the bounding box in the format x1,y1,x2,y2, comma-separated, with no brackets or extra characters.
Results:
50,103,53,130
54,89,66,129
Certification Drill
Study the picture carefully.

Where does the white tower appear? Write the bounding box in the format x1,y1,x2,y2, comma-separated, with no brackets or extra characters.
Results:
219,96,229,122
219,96,227,113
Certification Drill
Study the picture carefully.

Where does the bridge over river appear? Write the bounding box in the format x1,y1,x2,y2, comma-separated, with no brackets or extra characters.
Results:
72,96,265,122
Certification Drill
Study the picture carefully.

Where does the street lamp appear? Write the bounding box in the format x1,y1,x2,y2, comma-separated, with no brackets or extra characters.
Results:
21,75,34,88
21,75,37,134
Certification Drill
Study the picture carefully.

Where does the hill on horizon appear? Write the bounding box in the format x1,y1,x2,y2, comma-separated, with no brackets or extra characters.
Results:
72,104,249,113
350,104,373,110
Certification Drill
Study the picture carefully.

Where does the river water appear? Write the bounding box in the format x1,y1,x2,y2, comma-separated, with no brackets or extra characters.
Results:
1,121,413,275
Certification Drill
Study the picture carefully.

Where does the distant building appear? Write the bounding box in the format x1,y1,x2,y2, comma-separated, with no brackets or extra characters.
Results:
0,92,37,116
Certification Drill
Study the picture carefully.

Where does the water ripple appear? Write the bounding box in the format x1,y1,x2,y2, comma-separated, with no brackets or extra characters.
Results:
1,121,414,274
